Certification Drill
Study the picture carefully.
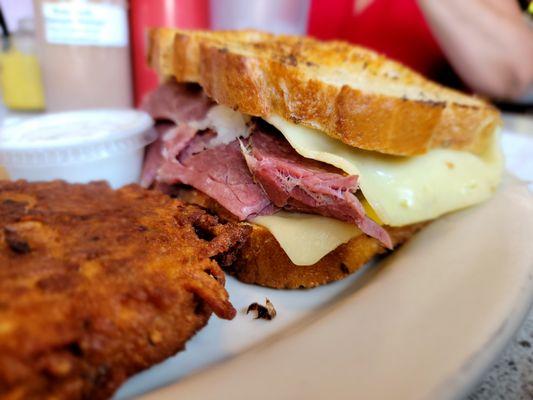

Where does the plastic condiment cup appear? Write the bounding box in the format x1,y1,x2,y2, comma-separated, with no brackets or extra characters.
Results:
0,109,155,188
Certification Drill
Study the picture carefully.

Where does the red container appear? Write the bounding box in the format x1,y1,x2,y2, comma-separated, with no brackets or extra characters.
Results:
129,0,209,106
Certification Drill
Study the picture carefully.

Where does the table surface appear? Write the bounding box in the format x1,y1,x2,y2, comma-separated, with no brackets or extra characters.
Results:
466,114,533,400
468,314,533,400
0,109,532,399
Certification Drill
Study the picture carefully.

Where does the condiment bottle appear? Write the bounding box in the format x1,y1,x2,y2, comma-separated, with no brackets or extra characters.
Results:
0,18,45,111
33,0,132,111
129,0,209,106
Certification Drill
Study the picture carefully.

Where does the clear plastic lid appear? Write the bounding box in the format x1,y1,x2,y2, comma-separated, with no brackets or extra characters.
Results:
0,109,155,166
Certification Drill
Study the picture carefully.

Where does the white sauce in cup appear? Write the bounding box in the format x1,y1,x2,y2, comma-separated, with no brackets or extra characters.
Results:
0,109,155,188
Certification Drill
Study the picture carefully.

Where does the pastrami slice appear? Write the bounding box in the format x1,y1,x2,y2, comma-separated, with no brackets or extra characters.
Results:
158,138,275,220
242,128,393,248
141,83,392,248
140,124,197,188
141,81,213,124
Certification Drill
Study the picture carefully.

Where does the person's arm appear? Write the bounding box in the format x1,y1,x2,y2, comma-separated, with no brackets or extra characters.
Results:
417,0,533,100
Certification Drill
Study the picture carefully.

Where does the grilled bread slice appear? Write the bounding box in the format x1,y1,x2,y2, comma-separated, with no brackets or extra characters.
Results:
148,28,501,156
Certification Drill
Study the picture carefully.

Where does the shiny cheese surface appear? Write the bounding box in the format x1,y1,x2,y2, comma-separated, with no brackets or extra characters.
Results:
252,211,361,266
266,115,503,227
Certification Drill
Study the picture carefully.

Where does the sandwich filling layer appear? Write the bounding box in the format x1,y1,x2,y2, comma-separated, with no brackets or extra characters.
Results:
142,82,391,248
266,115,503,227
141,81,502,265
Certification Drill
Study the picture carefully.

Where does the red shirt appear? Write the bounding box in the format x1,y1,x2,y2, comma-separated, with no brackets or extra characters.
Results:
308,0,447,79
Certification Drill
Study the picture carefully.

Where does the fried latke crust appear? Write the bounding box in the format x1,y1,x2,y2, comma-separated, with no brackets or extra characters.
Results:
0,180,250,400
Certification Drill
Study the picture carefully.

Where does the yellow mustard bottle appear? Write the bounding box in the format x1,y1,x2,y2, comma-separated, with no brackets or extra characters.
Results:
0,18,45,111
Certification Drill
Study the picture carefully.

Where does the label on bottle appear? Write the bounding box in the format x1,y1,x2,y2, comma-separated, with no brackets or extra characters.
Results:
42,1,128,47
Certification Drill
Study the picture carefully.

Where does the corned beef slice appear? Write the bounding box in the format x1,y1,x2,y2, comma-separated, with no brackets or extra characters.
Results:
141,81,212,123
140,81,211,187
141,82,275,219
140,124,166,187
158,134,275,220
141,124,198,188
242,127,392,248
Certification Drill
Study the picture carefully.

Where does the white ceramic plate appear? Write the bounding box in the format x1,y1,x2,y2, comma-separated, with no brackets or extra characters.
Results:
114,131,533,400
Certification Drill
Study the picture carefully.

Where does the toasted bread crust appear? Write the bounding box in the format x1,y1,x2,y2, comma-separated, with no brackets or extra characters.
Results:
173,187,424,289
227,223,423,289
148,28,501,156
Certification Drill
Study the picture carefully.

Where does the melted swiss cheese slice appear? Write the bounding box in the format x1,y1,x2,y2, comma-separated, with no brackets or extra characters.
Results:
252,211,361,266
266,115,503,227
